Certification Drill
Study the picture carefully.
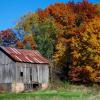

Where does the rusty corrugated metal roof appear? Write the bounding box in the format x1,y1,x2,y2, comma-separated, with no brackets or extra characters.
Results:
0,46,49,64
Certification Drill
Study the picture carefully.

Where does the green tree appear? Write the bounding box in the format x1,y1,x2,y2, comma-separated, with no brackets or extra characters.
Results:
16,14,58,58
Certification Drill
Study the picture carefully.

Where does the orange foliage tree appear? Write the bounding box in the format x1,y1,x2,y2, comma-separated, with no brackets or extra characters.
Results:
16,1,100,83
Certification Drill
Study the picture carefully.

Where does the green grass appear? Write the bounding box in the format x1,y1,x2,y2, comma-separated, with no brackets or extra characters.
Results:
0,90,93,100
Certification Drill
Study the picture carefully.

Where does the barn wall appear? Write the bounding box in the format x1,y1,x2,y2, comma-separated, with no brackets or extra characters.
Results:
0,51,16,83
37,64,49,84
0,50,49,92
16,63,31,83
16,62,49,84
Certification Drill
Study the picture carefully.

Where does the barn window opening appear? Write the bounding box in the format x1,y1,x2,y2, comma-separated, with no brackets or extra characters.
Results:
20,72,23,77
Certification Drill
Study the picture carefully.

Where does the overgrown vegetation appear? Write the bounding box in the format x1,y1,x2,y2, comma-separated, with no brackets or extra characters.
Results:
0,82,100,100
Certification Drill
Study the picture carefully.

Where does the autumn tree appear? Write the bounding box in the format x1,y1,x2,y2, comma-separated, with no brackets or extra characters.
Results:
15,1,100,83
23,34,36,49
0,29,17,47
69,17,100,83
72,17,100,68
16,13,58,58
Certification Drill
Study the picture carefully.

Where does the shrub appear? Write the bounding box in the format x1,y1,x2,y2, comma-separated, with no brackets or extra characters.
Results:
68,66,92,84
91,71,100,83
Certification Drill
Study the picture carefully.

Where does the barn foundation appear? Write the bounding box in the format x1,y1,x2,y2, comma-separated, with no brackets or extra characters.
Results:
0,83,11,92
41,83,48,89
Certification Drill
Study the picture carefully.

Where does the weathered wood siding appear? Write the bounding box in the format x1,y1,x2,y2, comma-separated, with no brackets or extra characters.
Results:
0,51,16,83
0,50,49,84
16,62,49,84
37,64,49,83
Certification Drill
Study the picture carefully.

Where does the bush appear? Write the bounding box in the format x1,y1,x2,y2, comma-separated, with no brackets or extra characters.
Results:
68,66,92,84
91,71,100,83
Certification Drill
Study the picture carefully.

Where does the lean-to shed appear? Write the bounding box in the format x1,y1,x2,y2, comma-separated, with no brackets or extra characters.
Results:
0,46,49,92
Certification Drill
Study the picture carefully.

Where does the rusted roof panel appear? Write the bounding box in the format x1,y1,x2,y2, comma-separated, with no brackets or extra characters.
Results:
0,46,49,64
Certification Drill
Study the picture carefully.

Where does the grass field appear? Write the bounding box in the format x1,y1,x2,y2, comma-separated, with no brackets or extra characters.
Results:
0,90,93,100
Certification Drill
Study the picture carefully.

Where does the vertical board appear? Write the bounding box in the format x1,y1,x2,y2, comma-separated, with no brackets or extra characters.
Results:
0,51,16,83
42,65,49,83
0,51,13,64
32,64,38,83
0,63,16,83
39,65,42,83
0,65,3,83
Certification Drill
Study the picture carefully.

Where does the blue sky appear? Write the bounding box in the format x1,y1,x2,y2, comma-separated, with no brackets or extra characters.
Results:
0,0,100,30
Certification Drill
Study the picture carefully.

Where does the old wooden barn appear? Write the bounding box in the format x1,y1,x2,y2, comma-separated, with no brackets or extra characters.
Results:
0,46,49,92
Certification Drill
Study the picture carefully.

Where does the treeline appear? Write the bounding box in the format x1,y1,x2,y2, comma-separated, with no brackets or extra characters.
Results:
0,1,100,84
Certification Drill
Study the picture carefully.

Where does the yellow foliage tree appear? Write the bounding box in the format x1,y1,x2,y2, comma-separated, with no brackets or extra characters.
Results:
53,41,66,65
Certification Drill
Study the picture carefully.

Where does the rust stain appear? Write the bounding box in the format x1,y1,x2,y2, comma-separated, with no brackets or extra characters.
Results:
0,46,48,64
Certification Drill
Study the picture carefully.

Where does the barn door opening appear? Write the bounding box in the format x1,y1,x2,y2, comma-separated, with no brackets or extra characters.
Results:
24,67,40,91
20,67,24,82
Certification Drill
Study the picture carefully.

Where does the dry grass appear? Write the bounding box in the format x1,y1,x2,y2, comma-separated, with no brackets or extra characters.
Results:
49,79,100,95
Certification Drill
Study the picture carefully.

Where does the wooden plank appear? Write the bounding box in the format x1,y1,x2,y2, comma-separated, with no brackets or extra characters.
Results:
0,51,13,64
39,65,42,83
32,64,38,83
0,63,16,83
42,65,49,83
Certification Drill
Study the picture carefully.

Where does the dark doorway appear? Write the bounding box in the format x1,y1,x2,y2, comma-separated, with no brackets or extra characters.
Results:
30,68,32,82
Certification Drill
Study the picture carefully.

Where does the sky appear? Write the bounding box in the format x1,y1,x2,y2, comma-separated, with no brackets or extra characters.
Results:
0,0,100,30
